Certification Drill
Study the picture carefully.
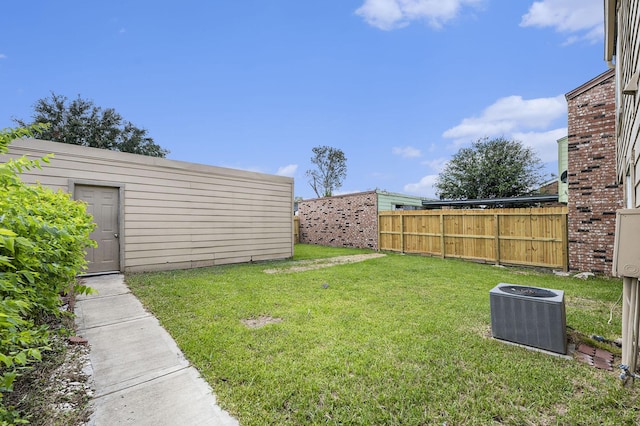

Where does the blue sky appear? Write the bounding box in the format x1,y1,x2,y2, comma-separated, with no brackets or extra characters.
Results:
1,1,606,199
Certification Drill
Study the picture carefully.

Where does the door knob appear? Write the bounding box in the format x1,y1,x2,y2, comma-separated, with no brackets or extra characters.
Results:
114,233,119,238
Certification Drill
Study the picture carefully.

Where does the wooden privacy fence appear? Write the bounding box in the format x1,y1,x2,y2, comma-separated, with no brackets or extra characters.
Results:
378,207,568,270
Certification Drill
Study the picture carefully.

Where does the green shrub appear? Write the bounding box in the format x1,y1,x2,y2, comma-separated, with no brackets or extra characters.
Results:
0,126,96,425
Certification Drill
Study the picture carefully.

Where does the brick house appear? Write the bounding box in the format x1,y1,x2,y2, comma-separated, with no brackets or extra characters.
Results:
298,190,426,249
565,69,624,274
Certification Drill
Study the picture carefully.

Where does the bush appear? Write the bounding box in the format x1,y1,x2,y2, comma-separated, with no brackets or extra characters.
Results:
0,126,96,424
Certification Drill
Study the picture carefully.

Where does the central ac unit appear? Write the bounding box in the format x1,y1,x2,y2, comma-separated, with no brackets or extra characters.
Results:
490,283,567,354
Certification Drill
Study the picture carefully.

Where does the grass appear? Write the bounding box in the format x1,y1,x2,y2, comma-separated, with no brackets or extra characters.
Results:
126,244,639,425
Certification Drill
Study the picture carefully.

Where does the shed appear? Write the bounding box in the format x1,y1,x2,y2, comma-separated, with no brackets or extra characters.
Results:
3,138,294,274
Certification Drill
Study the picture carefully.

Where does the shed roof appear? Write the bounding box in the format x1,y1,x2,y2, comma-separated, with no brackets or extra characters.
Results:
421,194,559,208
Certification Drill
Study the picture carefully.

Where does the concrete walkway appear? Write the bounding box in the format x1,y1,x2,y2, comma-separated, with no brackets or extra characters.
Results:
75,274,239,426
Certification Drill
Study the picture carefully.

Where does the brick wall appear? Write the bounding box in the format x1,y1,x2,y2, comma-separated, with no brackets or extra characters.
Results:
566,70,623,275
298,191,378,249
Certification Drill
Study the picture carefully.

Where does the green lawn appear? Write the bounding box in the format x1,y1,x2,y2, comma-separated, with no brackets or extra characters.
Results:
126,244,639,425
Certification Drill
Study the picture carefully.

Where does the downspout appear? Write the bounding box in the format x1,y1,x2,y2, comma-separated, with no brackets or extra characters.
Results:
605,0,616,69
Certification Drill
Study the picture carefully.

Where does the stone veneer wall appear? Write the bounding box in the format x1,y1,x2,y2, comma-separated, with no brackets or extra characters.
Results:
566,70,623,275
298,191,378,249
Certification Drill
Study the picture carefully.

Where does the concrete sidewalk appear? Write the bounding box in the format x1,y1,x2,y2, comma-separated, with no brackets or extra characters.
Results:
75,274,239,426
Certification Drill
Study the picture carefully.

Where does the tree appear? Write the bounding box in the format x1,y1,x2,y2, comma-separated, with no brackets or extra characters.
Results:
14,92,169,157
306,146,347,198
435,137,544,200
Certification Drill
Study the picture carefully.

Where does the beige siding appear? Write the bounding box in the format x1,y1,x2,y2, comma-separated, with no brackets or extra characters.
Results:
616,0,640,206
3,138,294,272
607,0,640,372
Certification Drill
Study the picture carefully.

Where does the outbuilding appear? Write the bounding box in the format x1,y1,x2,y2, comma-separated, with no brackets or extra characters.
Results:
4,138,294,274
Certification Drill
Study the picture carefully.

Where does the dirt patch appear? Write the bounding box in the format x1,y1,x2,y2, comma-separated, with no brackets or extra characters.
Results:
263,253,386,274
241,316,283,328
6,333,93,425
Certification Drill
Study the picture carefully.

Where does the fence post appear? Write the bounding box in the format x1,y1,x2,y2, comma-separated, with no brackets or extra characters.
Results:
400,213,405,254
439,213,445,258
560,210,568,272
494,213,500,266
293,216,300,244
377,213,380,252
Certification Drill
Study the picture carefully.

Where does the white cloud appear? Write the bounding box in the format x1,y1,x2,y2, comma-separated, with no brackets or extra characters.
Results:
0,54,6,59
421,157,448,172
276,164,298,177
442,95,567,144
404,174,439,198
512,127,567,163
355,0,483,31
520,0,603,44
392,145,422,158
